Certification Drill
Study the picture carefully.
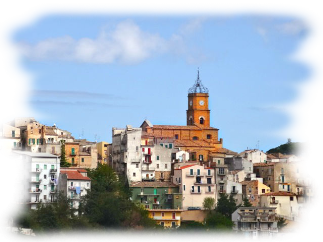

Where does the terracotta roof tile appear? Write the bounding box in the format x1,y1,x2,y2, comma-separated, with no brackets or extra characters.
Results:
261,191,296,196
253,162,275,167
176,164,197,170
60,170,91,181
174,139,214,148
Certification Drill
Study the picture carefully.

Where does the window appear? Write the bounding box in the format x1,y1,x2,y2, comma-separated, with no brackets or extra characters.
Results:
191,186,194,192
157,156,159,160
290,196,294,201
71,182,73,186
219,168,224,174
133,173,136,177
72,158,75,164
44,185,47,190
208,186,211,192
200,117,204,124
44,165,47,170
157,164,159,169
51,165,54,169
175,134,179,139
136,164,139,168
13,142,16,147
218,160,220,164
71,148,75,155
162,212,165,217
82,158,84,163
193,136,198,140
207,134,211,139
160,222,164,227
179,177,181,183
44,195,47,200
197,186,201,193
11,130,15,137
165,145,168,148
190,169,193,175
136,146,139,151
169,144,173,149
145,205,149,209
39,129,41,134
262,189,265,193
87,183,89,187
199,155,203,161
142,148,145,152
165,164,167,169
160,144,163,147
197,169,200,175
207,169,211,176
44,175,47,179
183,185,186,191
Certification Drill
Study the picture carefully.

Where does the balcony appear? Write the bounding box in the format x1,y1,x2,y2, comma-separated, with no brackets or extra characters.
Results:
31,168,42,173
70,152,77,156
11,168,20,174
270,200,279,205
50,189,57,194
186,172,196,177
205,171,213,177
142,166,155,171
50,169,57,173
217,172,226,176
231,190,239,194
30,189,42,193
190,190,201,194
31,178,42,183
219,190,226,194
131,159,140,163
218,180,225,184
68,186,84,191
196,172,204,177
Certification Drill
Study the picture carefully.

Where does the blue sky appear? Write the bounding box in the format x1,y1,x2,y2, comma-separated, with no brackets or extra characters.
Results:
13,15,309,153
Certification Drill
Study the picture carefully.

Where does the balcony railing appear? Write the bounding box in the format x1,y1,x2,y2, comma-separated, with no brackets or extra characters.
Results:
270,200,279,204
218,180,225,184
50,169,57,173
70,152,77,156
32,168,42,173
196,172,204,177
190,190,202,194
142,166,155,171
31,178,42,183
68,186,84,191
50,189,57,193
186,172,196,177
231,190,238,194
30,189,42,193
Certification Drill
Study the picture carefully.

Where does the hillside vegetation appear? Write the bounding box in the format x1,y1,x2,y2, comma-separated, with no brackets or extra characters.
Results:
267,139,323,156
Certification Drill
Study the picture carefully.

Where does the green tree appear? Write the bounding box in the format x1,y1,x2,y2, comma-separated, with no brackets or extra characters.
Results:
0,169,12,194
167,222,211,242
277,217,287,229
242,197,252,207
216,193,237,219
205,211,234,231
60,140,71,167
203,197,215,211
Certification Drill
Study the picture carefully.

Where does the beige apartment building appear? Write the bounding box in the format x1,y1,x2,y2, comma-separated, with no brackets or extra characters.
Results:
172,164,216,210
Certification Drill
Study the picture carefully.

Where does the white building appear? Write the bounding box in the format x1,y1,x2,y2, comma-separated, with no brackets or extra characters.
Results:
13,151,60,210
259,192,299,221
239,149,267,164
172,164,216,210
59,168,91,212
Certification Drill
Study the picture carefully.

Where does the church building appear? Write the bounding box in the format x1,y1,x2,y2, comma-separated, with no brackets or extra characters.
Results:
141,70,230,164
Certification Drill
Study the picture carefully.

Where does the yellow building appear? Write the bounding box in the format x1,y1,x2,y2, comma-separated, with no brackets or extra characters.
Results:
96,141,109,164
148,209,182,228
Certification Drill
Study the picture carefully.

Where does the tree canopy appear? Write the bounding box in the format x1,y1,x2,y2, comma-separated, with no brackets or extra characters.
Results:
215,193,238,219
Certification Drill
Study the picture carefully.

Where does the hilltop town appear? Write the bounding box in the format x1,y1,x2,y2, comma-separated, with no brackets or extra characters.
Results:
1,72,312,237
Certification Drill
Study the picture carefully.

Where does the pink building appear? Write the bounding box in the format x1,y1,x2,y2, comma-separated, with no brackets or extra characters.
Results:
172,164,216,210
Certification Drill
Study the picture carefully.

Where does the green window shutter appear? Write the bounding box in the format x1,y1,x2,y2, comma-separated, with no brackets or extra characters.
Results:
71,148,75,155
157,156,159,160
32,139,35,144
169,144,172,149
51,165,54,169
36,164,39,169
165,145,168,148
37,139,39,145
13,142,16,147
29,139,31,145
72,158,74,164
12,130,15,137
82,158,84,163
44,165,47,170
160,144,163,147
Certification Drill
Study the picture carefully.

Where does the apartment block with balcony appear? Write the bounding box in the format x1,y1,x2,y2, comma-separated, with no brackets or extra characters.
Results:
232,207,278,237
172,164,216,210
259,191,299,221
13,151,60,209
148,209,182,228
59,168,91,213
130,181,181,209
0,123,22,151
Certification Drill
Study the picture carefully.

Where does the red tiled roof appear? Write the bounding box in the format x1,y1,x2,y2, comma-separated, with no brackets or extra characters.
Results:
174,139,214,148
253,162,275,167
261,191,296,196
176,164,197,170
60,170,91,181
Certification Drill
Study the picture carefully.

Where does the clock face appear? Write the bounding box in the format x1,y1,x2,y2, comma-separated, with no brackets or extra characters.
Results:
190,100,192,106
199,100,204,106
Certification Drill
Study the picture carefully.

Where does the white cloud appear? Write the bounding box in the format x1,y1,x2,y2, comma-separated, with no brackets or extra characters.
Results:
179,17,206,35
18,18,210,65
276,21,306,35
256,26,268,42
19,20,168,64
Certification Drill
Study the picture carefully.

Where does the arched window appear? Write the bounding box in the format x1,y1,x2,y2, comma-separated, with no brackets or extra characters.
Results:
207,134,212,139
200,117,204,124
189,116,193,125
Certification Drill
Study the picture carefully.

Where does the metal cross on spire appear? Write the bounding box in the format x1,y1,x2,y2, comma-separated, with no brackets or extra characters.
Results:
188,68,209,94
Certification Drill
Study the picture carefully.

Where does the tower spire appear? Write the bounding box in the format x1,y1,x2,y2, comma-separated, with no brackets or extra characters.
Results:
188,68,209,94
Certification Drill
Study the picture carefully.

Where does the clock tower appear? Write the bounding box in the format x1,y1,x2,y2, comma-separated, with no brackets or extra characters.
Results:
187,70,210,127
